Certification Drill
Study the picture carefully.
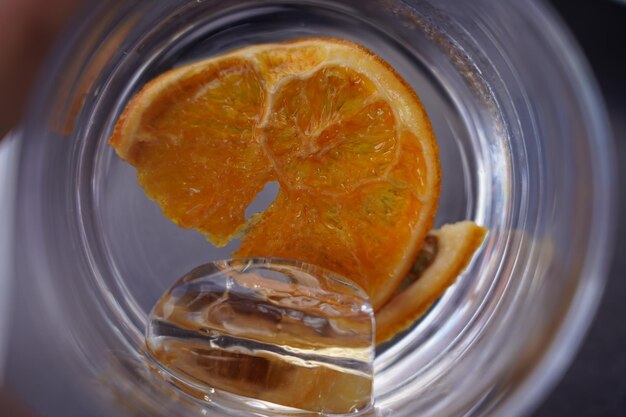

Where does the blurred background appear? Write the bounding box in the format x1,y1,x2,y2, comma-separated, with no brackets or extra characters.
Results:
0,0,624,416
535,0,625,414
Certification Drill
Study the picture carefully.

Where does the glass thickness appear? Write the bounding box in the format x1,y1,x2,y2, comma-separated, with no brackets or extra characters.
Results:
15,1,614,417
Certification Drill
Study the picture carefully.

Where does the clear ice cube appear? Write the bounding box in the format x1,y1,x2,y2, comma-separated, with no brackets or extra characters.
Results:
145,258,375,414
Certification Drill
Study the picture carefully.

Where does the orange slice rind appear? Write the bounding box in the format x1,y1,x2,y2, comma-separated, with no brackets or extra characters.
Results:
375,221,487,343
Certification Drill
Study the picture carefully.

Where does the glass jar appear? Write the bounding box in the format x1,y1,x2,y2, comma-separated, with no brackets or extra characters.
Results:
14,0,615,416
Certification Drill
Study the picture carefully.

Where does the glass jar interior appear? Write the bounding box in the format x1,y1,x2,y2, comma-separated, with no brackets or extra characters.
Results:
15,1,614,416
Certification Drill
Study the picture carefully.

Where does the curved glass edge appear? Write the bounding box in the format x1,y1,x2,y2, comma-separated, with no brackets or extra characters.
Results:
0,133,21,381
491,1,617,416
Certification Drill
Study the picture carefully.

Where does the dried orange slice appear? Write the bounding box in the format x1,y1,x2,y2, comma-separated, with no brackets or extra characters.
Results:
376,221,487,343
110,38,441,311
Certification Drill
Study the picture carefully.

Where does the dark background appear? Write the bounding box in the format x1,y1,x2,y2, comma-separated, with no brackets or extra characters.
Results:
534,1,626,416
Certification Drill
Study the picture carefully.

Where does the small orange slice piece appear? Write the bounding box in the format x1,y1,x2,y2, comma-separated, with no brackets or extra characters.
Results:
110,38,441,311
376,221,487,343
